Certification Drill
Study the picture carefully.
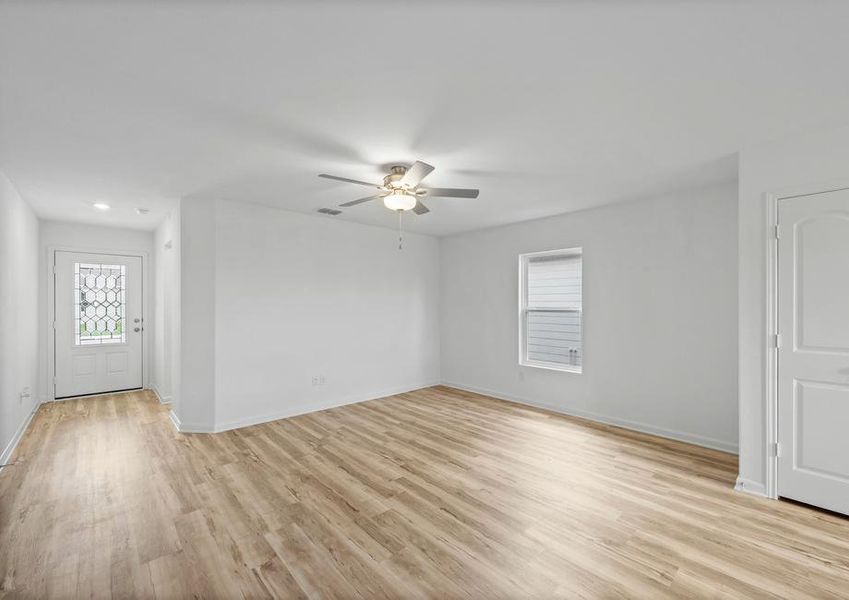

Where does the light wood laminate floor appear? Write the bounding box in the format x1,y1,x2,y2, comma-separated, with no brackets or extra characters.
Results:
2,386,849,598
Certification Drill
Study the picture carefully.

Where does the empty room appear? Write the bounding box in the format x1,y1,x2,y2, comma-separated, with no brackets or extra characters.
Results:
2,1,849,598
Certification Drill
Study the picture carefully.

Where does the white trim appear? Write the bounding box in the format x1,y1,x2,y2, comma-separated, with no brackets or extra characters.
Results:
521,360,582,374
763,190,780,500
735,476,768,498
168,409,183,432
149,383,172,404
519,246,583,260
761,179,849,501
213,381,439,432
174,422,215,433
166,381,440,434
443,381,738,454
0,399,41,471
47,246,150,402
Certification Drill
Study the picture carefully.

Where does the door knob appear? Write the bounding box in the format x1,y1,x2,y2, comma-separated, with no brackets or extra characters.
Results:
134,327,141,332
134,318,141,323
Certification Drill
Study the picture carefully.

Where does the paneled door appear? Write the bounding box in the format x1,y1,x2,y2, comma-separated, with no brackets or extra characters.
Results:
777,188,849,515
54,251,143,398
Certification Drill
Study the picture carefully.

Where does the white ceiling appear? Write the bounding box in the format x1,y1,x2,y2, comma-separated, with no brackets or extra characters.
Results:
2,1,849,235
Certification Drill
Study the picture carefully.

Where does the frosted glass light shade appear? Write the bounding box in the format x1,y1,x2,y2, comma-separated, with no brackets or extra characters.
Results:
383,191,417,211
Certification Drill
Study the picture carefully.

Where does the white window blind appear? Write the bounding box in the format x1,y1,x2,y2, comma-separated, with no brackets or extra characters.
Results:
521,249,582,371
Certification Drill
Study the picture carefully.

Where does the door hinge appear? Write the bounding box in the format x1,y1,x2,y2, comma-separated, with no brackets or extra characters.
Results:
774,224,780,239
771,442,781,458
773,333,781,349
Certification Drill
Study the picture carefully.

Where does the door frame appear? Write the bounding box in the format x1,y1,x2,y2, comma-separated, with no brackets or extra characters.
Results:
764,179,849,500
46,245,150,401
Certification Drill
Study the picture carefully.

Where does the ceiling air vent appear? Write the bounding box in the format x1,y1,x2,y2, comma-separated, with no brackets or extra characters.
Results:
317,208,342,216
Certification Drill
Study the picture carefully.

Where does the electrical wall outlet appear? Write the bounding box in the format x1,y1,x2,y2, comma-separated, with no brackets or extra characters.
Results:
311,375,327,387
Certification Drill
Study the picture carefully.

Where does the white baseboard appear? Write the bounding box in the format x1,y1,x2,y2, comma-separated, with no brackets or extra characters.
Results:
173,420,215,433
167,381,440,434
168,409,184,432
0,399,41,471
213,380,440,433
149,383,172,405
734,476,768,498
442,381,739,455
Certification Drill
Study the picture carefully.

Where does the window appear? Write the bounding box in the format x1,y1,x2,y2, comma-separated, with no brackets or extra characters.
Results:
74,262,127,345
519,248,582,372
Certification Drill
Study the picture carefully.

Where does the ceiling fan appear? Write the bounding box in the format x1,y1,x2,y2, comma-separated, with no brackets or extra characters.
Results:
318,161,479,215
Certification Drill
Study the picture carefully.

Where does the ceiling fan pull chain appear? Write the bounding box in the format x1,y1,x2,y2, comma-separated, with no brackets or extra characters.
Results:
398,209,403,251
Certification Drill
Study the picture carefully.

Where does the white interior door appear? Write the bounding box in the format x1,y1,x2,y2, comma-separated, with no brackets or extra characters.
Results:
54,251,143,398
777,188,849,515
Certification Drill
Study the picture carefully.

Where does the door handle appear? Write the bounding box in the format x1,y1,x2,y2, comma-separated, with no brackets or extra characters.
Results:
134,327,141,332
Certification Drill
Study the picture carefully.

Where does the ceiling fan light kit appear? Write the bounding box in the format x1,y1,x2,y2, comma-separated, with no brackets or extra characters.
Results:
383,189,417,211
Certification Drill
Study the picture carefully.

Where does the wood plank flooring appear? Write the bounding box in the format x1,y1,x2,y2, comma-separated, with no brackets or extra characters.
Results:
1,386,848,598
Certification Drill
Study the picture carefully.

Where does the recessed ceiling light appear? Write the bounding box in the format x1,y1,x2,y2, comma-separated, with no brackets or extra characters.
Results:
136,207,150,215
93,203,111,210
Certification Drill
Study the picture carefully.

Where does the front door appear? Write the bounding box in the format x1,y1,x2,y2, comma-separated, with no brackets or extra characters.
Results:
54,251,143,398
777,188,849,515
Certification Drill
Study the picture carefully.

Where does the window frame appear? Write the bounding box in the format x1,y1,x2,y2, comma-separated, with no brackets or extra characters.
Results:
518,247,583,374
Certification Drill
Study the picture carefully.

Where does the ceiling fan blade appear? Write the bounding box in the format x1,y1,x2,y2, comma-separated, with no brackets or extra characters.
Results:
413,200,430,215
424,187,480,198
339,194,384,207
400,161,435,187
319,173,381,188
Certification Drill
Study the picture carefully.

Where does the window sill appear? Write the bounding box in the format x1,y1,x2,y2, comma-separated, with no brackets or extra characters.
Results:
520,360,582,374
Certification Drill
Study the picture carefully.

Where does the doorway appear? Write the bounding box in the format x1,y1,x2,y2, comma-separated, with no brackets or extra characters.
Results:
53,251,144,398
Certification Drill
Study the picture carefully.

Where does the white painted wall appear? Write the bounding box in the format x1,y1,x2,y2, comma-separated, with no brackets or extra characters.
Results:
177,198,215,430
37,220,154,401
174,199,441,431
441,182,739,452
738,124,849,494
153,209,180,405
0,171,40,464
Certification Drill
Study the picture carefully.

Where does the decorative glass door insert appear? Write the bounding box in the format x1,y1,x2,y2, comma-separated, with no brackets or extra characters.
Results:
74,262,127,345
